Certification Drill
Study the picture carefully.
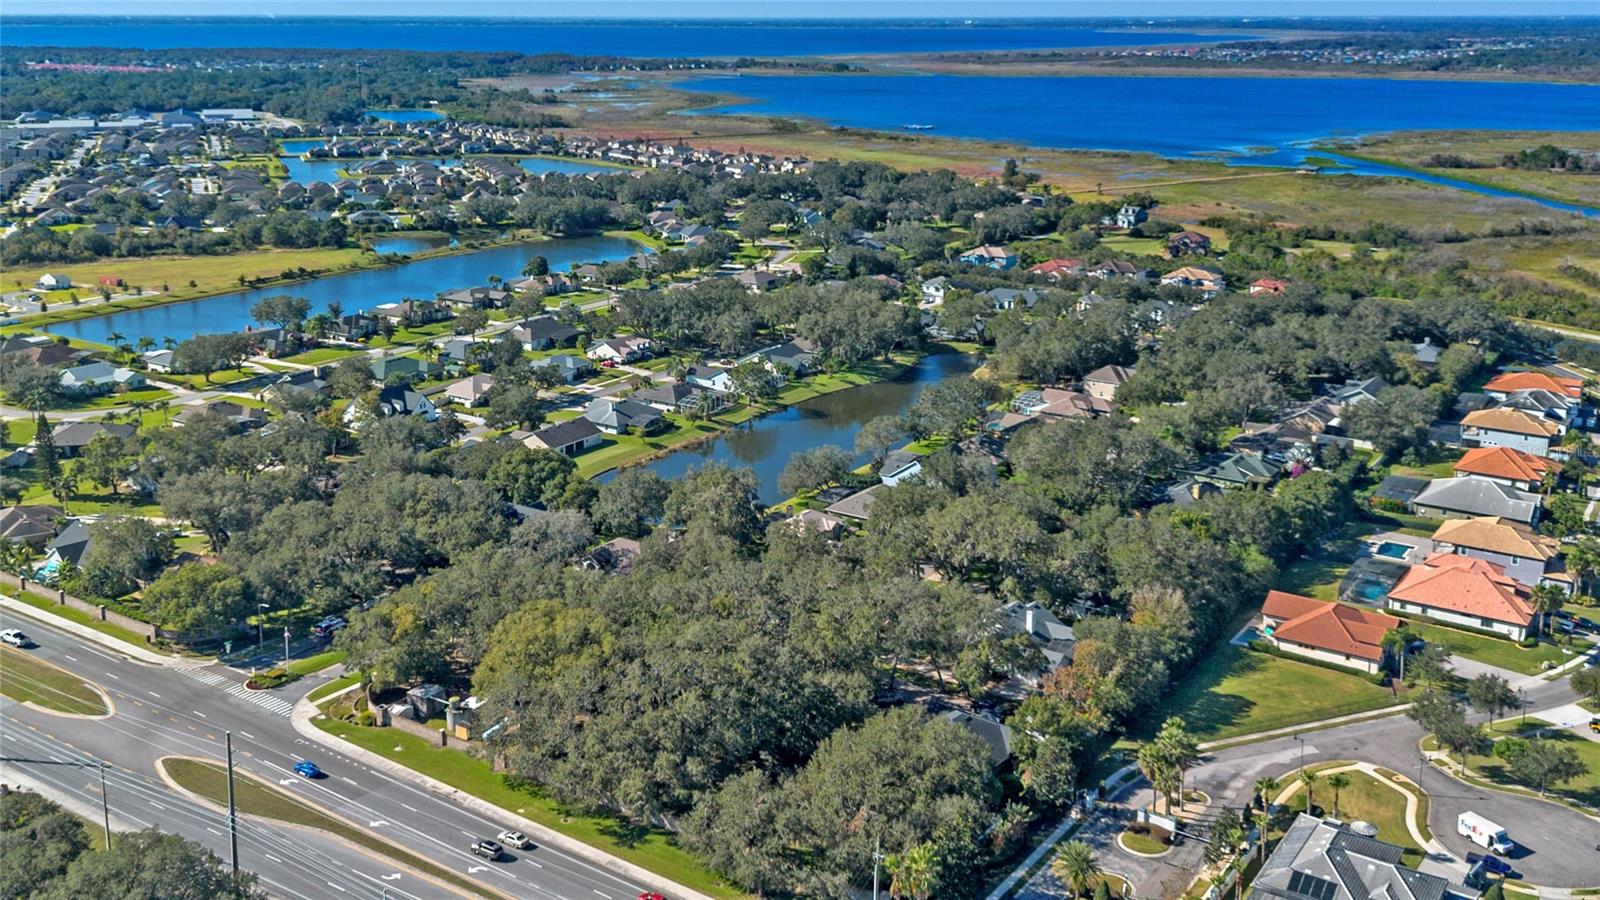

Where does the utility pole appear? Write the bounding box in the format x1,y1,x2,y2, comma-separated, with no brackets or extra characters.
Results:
871,837,883,900
283,626,290,665
97,762,110,848
225,732,239,890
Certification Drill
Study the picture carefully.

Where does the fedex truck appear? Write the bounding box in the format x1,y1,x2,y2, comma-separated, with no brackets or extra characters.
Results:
1458,812,1513,855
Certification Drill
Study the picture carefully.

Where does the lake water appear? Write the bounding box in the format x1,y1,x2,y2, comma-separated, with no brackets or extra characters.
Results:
1,18,1245,55
370,235,454,255
45,235,640,347
679,74,1600,159
275,141,621,184
365,109,443,122
599,350,980,504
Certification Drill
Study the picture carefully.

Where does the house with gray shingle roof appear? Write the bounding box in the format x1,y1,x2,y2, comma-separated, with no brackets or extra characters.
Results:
1408,475,1541,525
1254,814,1471,900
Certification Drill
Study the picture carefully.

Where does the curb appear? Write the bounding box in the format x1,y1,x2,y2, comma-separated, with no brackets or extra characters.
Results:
0,593,199,669
292,697,721,900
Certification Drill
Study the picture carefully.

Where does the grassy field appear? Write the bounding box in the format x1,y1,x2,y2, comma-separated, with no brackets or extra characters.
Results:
160,758,489,897
313,715,745,898
1281,769,1426,866
305,672,361,703
0,645,109,715
1404,619,1588,676
1334,131,1600,208
3,248,369,313
282,346,363,365
284,649,345,677
1139,645,1399,742
1473,727,1600,808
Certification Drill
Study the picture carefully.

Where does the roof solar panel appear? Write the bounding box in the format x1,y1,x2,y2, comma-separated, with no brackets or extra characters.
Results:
1288,870,1340,900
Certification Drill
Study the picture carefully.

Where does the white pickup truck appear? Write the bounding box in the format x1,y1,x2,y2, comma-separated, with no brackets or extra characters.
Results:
1458,812,1514,855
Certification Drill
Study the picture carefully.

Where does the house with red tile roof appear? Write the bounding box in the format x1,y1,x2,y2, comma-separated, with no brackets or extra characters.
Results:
1249,278,1290,296
1027,258,1084,280
1260,590,1400,675
1451,446,1552,492
1385,552,1536,640
1483,371,1583,401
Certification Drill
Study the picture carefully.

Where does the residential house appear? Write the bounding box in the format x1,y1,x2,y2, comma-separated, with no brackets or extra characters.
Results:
941,711,1013,769
920,276,951,306
583,537,641,575
586,336,654,364
436,286,510,309
1408,475,1540,525
1260,590,1398,675
1159,265,1225,298
998,600,1076,681
1460,408,1563,457
1431,516,1571,593
984,287,1041,312
752,340,818,376
1330,377,1392,407
632,381,725,414
1451,446,1552,492
329,314,379,340
1184,452,1278,489
48,422,135,457
268,369,329,400
37,519,92,580
958,245,1018,270
1250,277,1290,296
524,355,590,386
684,365,734,394
1081,364,1134,403
878,449,923,486
1253,815,1473,900
1112,204,1147,229
510,315,580,351
583,398,665,435
371,299,450,326
141,348,176,372
1165,229,1212,258
173,400,267,430
784,509,845,540
734,269,782,293
0,505,64,550
824,484,883,522
1386,552,1535,640
58,362,147,395
1012,387,1109,421
346,384,438,424
1086,260,1150,281
523,419,603,457
442,373,495,407
1483,370,1583,402
34,273,70,290
1027,258,1084,280
438,337,487,367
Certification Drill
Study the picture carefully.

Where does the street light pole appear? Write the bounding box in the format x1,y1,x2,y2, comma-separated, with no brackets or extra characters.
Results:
283,626,289,665
257,604,268,646
225,732,239,888
871,837,883,900
1295,734,1305,772
97,762,111,848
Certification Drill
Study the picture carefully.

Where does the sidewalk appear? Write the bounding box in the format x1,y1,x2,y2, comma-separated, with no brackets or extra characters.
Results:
0,592,197,668
291,694,719,900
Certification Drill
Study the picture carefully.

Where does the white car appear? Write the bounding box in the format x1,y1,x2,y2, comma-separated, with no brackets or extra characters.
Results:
0,628,30,647
496,830,532,850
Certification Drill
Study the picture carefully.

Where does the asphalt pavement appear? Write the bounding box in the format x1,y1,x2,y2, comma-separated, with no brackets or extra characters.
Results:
0,607,662,900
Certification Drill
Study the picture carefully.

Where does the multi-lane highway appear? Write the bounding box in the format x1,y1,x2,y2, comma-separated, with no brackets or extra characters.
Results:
0,607,665,900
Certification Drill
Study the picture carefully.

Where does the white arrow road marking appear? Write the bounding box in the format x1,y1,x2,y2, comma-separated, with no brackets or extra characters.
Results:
279,778,296,785
468,866,488,874
368,820,387,828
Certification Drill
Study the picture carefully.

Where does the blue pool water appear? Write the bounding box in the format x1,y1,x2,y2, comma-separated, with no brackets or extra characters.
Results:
1375,542,1411,560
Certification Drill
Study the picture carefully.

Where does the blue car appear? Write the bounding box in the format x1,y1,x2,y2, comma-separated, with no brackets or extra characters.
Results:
293,760,324,779
1468,852,1515,877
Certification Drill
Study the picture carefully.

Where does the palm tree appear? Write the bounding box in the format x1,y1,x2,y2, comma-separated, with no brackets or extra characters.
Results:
1137,742,1176,813
1253,776,1279,811
885,842,938,900
1529,583,1566,638
1254,808,1272,861
106,331,125,349
49,472,77,513
1299,769,1320,814
1381,627,1414,681
1325,772,1350,818
1156,717,1200,809
1053,840,1099,899
136,336,156,354
163,336,179,350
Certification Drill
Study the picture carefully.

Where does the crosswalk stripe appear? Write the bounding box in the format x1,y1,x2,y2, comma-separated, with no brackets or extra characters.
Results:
175,668,293,716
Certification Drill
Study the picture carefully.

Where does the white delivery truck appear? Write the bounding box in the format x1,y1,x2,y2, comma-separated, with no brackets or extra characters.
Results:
1458,812,1514,855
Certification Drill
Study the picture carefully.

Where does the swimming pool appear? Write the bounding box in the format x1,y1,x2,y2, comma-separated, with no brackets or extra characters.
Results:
1375,541,1411,560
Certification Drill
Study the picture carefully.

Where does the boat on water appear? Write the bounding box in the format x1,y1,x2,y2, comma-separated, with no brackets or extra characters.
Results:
904,124,935,131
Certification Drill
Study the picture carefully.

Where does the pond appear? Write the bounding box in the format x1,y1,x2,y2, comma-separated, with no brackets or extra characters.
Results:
598,350,981,505
364,109,443,123
44,235,641,347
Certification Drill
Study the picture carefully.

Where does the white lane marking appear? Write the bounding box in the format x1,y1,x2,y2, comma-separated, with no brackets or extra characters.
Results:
265,853,283,863
103,672,119,679
324,882,348,892
192,710,206,718
148,801,165,810
593,891,612,899
147,691,160,698
238,732,254,740
63,654,78,661
206,827,222,836
400,803,418,812
461,830,475,838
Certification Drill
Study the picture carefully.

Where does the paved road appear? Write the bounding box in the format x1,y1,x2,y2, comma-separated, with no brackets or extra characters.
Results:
0,608,664,900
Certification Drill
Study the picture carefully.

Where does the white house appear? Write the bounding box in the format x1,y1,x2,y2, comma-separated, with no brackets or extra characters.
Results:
35,273,70,291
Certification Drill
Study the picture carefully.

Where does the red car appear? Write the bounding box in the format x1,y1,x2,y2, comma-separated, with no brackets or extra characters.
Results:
639,894,666,900
600,359,617,368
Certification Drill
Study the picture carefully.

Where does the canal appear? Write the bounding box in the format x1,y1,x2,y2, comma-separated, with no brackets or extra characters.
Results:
44,235,641,347
598,350,982,505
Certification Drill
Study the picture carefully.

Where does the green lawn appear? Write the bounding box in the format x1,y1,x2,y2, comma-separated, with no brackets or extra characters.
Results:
282,346,363,365
285,649,345,677
305,672,361,703
0,645,108,715
1473,728,1600,808
313,714,744,898
1140,645,1399,742
1404,619,1589,676
7,590,156,651
161,758,487,897
1282,770,1426,866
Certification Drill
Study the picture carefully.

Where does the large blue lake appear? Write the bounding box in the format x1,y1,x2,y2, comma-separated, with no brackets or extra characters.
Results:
679,73,1600,159
46,236,639,347
276,140,621,184
1,18,1243,55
